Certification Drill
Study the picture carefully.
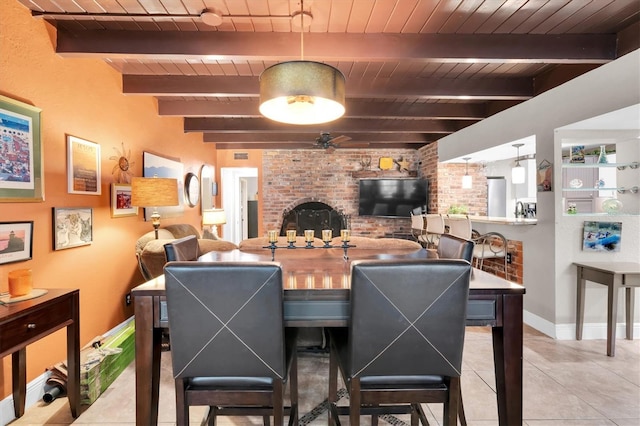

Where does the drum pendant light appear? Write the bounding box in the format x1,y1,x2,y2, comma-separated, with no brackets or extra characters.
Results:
259,1,345,125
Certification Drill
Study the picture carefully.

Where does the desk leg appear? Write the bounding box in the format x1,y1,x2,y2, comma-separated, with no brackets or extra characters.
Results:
11,348,26,417
135,295,162,425
67,290,81,417
607,274,621,357
492,294,523,426
625,285,635,341
576,267,585,340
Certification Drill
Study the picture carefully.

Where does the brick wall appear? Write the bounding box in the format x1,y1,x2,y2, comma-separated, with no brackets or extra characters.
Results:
417,143,488,215
262,148,420,237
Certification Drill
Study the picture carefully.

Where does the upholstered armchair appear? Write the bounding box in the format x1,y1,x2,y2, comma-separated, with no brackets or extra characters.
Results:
135,224,237,280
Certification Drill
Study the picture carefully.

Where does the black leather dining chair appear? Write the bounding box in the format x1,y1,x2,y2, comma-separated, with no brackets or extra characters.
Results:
327,259,471,426
163,234,199,261
436,233,475,263
164,261,298,426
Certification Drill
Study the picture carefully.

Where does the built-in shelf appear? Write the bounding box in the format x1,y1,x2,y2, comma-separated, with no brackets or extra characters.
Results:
562,186,639,193
562,161,639,170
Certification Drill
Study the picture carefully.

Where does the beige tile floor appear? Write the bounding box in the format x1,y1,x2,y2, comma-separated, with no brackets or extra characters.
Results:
9,326,640,426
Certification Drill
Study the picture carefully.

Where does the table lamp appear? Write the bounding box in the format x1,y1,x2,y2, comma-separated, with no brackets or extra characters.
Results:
131,176,179,239
202,208,226,239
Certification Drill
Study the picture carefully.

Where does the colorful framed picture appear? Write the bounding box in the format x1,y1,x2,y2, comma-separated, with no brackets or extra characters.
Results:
67,135,101,195
0,221,33,265
582,221,621,252
143,151,184,220
111,183,138,218
0,95,44,202
53,207,93,250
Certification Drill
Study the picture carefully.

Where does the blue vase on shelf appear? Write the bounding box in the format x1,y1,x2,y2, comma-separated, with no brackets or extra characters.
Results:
597,145,608,164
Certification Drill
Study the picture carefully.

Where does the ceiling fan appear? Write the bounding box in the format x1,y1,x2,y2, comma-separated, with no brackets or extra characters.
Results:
314,132,368,152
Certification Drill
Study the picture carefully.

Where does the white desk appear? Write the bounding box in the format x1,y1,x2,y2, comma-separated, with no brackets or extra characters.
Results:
575,261,640,356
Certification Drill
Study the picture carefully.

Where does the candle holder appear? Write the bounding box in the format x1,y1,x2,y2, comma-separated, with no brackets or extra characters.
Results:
263,229,355,260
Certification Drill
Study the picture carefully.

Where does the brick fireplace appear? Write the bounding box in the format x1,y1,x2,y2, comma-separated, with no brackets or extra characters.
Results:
280,200,348,239
262,149,423,238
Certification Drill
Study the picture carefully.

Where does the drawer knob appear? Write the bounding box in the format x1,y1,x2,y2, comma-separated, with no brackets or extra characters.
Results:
27,323,36,329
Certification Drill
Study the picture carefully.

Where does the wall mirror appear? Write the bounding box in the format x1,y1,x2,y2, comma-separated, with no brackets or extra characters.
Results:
200,164,216,214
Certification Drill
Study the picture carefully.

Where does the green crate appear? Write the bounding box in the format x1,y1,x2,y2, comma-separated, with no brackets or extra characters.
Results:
80,318,135,405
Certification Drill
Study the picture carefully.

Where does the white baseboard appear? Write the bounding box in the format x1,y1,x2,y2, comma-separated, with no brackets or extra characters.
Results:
0,371,49,426
524,309,640,341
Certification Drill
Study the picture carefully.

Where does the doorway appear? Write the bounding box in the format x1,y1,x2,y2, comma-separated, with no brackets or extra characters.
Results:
220,167,258,244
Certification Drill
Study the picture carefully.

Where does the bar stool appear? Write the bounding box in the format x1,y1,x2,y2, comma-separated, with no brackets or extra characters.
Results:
472,232,509,279
445,215,472,240
423,213,446,248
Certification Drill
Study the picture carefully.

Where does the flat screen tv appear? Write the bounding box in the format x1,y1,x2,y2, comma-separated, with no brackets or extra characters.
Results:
358,178,428,218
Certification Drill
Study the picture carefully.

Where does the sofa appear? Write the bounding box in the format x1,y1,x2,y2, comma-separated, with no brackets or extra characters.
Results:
135,224,238,280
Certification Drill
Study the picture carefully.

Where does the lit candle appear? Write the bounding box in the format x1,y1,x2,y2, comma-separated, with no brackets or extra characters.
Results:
340,229,351,242
8,269,32,297
268,230,278,243
322,229,332,243
304,230,314,242
286,230,296,243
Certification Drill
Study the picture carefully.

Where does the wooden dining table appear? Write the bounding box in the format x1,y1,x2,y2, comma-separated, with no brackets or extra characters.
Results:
132,246,525,425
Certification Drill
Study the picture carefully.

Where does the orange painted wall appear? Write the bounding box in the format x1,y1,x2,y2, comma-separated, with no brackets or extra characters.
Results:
0,0,216,400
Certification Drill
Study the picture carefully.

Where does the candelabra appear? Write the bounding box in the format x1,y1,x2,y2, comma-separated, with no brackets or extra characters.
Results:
264,229,355,260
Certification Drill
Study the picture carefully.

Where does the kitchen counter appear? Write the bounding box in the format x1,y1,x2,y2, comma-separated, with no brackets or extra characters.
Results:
469,216,537,225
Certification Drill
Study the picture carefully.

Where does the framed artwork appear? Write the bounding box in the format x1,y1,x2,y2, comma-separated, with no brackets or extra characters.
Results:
67,135,101,195
570,145,585,163
143,151,184,220
536,159,553,192
53,207,93,250
0,221,33,265
582,221,621,253
0,95,44,202
111,183,138,217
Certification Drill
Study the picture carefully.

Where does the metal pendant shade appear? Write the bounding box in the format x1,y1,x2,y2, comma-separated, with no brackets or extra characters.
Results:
259,60,345,125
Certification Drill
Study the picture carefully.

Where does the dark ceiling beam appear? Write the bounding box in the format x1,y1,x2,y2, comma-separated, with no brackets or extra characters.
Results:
184,117,470,133
213,142,426,150
56,30,615,63
534,64,601,95
125,75,532,100
159,99,488,120
202,132,437,143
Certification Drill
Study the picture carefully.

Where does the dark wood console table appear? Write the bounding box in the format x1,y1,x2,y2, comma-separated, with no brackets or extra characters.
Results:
133,248,525,425
0,288,80,419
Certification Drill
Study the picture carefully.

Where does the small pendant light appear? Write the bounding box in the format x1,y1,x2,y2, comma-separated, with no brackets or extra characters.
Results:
462,157,472,189
512,144,525,184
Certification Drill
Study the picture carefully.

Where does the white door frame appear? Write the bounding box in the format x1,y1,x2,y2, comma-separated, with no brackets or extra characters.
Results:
221,167,258,244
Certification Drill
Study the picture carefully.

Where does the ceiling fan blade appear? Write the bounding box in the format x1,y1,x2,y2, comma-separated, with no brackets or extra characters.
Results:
339,142,370,148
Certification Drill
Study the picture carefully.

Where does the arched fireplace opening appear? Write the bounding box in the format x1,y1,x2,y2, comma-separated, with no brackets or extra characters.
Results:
280,201,348,239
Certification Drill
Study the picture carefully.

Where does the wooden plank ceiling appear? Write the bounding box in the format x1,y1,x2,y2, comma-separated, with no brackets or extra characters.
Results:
20,0,640,150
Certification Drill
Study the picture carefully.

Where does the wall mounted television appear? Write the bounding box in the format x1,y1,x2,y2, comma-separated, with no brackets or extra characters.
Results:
358,178,428,218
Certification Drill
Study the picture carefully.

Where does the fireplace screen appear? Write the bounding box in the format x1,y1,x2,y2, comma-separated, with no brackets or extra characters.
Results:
280,202,347,240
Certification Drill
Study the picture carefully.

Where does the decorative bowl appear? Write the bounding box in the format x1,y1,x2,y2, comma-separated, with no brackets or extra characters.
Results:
601,198,623,214
569,178,583,188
